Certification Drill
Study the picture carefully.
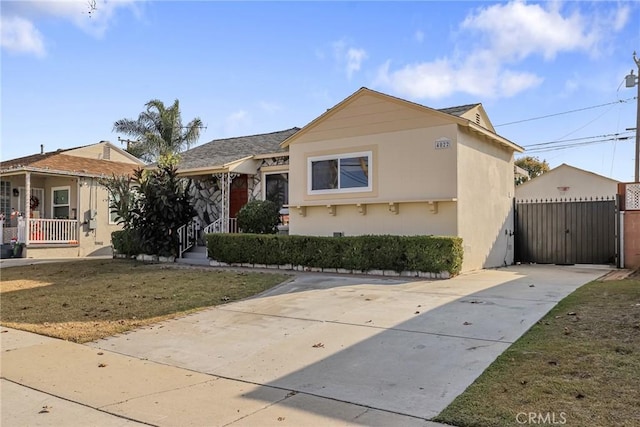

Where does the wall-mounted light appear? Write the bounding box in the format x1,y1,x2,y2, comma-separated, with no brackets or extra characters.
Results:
12,188,19,197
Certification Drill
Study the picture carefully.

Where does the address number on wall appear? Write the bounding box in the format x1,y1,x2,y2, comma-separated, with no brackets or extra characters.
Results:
435,138,451,149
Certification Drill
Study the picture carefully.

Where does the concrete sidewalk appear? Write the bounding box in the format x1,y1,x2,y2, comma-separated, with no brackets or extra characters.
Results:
1,329,441,427
1,264,609,426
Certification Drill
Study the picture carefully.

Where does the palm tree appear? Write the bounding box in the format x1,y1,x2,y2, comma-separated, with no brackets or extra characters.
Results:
113,99,203,163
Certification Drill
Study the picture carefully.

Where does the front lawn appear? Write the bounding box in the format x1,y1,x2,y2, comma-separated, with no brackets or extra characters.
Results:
0,259,289,343
434,273,640,427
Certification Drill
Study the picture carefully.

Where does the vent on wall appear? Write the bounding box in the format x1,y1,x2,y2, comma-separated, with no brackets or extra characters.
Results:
475,113,481,125
103,145,111,160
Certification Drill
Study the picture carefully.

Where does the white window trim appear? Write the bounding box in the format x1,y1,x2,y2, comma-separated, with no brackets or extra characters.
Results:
19,187,45,216
51,186,71,219
307,151,373,195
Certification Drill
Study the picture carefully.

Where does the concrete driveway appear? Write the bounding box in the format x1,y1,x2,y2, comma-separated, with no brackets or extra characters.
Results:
81,264,609,422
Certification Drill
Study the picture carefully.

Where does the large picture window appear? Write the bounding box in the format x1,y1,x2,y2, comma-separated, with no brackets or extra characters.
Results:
308,151,372,194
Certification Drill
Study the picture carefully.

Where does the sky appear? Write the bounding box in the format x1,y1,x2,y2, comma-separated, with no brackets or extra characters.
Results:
1,0,639,182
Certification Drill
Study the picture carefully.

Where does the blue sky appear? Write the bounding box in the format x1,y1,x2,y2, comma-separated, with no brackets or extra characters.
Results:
1,1,639,182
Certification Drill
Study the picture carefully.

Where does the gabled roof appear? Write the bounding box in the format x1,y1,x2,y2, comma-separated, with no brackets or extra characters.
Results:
518,163,620,187
280,87,522,152
1,147,140,177
176,127,300,172
437,104,480,117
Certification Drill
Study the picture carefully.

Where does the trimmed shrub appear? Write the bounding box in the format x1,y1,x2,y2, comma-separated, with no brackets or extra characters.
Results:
206,234,463,275
111,229,142,256
237,200,280,234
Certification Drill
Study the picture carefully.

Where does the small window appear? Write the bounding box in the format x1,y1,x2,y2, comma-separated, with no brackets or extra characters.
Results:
308,152,371,194
0,181,10,224
264,172,288,211
109,193,120,224
52,186,70,219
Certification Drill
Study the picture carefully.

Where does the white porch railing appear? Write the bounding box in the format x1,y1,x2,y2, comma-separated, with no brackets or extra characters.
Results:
24,218,79,244
203,218,238,234
177,218,200,258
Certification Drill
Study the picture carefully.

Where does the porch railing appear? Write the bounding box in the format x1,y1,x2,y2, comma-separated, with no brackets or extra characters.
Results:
177,219,200,258
25,218,79,244
203,218,238,235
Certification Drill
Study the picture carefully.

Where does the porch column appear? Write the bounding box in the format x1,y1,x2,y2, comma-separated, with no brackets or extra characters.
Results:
24,172,30,245
225,172,232,232
219,173,227,233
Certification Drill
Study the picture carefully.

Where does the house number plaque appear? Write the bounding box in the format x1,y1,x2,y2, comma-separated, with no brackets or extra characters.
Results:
435,138,451,149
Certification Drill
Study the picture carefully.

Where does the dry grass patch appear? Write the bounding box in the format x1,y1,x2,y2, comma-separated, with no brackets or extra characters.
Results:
434,276,640,427
0,259,289,343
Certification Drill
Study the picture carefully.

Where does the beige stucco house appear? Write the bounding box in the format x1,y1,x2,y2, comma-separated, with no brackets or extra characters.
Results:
515,163,619,200
0,142,144,258
280,87,524,272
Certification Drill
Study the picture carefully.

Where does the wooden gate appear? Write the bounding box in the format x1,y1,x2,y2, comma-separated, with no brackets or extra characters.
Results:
515,197,617,265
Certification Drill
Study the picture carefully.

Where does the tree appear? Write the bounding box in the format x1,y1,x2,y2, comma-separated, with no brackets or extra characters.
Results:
129,155,195,257
515,156,550,186
113,99,203,163
99,174,139,229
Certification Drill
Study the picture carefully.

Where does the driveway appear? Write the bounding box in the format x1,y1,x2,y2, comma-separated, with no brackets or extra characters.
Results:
82,264,609,421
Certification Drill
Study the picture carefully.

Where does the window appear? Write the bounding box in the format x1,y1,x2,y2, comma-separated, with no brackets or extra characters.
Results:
263,172,288,211
0,181,10,224
108,193,120,224
18,187,44,218
308,152,372,194
52,186,70,219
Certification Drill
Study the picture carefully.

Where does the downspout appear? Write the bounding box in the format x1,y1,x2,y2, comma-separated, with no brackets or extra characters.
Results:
77,178,82,252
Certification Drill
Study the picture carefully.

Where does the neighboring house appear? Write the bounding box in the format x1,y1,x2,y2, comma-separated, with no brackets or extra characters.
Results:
0,141,144,258
281,87,524,272
175,128,299,233
515,163,619,200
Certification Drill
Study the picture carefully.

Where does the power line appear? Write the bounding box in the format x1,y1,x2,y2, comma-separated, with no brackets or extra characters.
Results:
522,131,635,148
495,97,636,127
525,135,633,154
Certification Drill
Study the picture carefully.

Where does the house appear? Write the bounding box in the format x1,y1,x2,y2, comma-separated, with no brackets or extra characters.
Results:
280,87,524,272
179,88,523,272
175,128,299,233
515,163,619,200
0,142,144,258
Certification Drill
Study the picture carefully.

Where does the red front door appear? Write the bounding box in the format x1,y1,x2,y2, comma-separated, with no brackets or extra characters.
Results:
229,175,248,218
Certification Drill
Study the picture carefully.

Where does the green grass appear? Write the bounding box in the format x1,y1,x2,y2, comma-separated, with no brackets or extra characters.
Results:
434,276,640,427
0,259,290,343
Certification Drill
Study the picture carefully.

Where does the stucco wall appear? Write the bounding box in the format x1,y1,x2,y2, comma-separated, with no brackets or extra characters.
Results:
516,164,618,200
288,124,459,239
66,142,141,164
456,129,515,271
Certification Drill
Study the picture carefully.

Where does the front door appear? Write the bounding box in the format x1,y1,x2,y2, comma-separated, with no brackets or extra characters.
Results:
229,175,248,219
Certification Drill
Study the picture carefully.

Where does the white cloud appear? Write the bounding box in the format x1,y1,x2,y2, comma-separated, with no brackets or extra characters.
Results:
223,110,250,136
0,16,45,57
374,1,627,100
461,1,598,61
346,48,367,79
332,39,367,79
414,30,424,43
1,0,142,56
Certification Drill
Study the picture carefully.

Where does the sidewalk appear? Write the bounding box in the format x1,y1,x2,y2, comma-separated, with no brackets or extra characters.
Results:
1,328,444,427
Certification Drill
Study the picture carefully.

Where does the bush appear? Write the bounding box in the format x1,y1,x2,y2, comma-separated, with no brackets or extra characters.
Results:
237,200,280,234
111,229,142,256
206,234,463,275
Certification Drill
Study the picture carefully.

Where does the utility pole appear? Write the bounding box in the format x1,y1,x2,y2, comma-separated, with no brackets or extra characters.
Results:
625,51,640,182
117,137,138,151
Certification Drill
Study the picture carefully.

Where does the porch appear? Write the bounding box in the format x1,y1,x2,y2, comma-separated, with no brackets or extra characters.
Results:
1,218,79,245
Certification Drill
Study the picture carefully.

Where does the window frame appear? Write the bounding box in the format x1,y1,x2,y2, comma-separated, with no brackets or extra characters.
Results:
51,186,71,219
0,181,11,223
307,151,372,195
262,171,289,212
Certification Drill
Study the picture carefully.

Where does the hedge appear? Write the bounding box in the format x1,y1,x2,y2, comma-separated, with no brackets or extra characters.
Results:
111,229,142,256
206,234,463,275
